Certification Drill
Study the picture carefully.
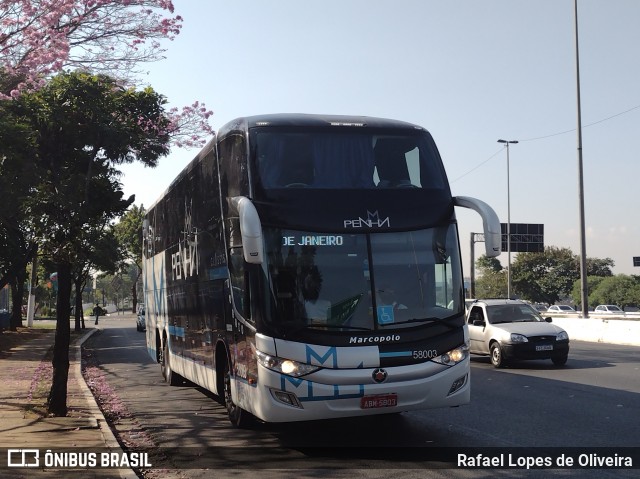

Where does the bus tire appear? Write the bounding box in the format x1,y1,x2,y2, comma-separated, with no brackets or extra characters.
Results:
161,338,182,386
223,359,254,428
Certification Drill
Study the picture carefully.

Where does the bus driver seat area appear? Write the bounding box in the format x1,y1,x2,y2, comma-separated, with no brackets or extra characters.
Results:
277,137,315,188
374,139,413,188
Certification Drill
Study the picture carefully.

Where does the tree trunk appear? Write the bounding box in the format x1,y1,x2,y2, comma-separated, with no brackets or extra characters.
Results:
47,262,71,417
74,277,84,331
10,274,24,330
131,281,137,313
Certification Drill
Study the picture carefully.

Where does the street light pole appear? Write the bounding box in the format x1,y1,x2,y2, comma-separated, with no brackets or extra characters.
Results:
574,0,589,318
498,139,518,298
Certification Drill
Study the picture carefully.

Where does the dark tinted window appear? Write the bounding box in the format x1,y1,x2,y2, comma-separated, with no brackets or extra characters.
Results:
253,128,447,190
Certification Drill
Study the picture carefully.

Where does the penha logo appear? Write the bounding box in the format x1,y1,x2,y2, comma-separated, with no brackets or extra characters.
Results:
344,210,390,229
170,198,200,281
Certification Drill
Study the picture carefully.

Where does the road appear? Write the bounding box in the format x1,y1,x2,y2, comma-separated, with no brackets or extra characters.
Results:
83,315,640,478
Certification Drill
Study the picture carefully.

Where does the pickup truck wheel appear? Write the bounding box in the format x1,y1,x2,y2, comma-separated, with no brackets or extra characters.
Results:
490,343,505,368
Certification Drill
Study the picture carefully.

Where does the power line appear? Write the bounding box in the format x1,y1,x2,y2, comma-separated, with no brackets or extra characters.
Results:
520,103,640,142
450,148,503,183
451,102,640,182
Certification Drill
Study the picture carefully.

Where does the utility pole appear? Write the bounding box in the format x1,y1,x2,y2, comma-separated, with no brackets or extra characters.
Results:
497,139,518,298
574,0,589,318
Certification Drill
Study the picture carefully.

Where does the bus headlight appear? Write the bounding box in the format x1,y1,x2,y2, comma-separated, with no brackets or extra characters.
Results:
431,343,468,366
256,350,320,377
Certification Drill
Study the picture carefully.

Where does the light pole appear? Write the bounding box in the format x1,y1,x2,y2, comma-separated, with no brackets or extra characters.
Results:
574,0,589,318
498,139,518,298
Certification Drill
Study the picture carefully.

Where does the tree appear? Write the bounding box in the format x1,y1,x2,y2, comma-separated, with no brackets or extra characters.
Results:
582,275,640,309
114,204,145,312
586,257,614,277
1,0,213,148
511,247,616,305
72,224,123,331
476,255,503,273
2,1,213,416
11,71,174,416
0,96,39,329
474,255,507,299
511,247,579,305
1,0,181,95
571,276,604,309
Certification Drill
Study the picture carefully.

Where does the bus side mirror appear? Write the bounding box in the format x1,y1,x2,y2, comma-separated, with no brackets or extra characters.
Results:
454,196,502,258
231,196,265,264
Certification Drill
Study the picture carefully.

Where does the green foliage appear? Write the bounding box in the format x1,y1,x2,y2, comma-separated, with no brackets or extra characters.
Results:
474,246,619,306
509,246,615,305
571,276,604,307
0,99,38,291
475,269,507,299
586,257,615,277
4,71,171,266
510,247,575,304
476,255,503,273
1,70,172,330
113,204,146,311
474,255,507,298
574,275,640,309
114,204,146,269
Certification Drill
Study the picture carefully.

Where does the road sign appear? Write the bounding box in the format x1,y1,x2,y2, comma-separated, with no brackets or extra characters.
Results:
501,223,544,253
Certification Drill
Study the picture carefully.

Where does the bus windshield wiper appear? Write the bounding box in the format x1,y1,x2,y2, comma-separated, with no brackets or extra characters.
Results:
302,324,371,331
390,315,461,329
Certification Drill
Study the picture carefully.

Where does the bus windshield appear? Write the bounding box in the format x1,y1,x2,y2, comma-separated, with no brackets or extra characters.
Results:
263,225,463,331
253,128,448,190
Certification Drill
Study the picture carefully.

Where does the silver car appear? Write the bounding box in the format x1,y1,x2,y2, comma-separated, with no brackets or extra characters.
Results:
547,305,577,314
466,299,569,368
594,304,624,314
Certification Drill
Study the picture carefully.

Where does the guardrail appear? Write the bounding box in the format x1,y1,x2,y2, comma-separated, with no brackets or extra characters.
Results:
549,315,640,346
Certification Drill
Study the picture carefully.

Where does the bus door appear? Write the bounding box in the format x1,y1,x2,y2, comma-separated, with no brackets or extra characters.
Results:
226,248,258,403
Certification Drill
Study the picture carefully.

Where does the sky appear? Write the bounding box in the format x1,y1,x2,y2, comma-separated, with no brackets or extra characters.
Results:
120,0,640,277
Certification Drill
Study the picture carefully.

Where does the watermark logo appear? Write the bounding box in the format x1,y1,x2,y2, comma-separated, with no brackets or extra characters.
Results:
5,449,152,469
7,449,39,467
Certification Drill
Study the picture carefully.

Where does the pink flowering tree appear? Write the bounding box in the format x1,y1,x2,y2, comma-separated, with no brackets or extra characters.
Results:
0,0,213,147
1,1,214,416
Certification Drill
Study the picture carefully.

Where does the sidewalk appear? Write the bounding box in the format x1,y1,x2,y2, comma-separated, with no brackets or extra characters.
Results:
0,324,137,479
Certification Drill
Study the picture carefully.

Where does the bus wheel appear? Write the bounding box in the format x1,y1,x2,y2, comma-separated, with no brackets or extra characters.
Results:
223,360,254,428
161,339,181,386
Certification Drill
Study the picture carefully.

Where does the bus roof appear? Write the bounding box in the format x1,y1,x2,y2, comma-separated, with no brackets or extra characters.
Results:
217,113,427,138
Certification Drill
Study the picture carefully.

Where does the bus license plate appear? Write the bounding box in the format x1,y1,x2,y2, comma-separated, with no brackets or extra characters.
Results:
536,345,553,351
360,394,398,409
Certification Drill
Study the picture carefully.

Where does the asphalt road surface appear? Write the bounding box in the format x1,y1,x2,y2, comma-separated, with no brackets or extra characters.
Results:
83,315,640,478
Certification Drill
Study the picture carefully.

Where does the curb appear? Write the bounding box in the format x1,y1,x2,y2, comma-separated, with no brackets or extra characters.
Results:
75,328,138,479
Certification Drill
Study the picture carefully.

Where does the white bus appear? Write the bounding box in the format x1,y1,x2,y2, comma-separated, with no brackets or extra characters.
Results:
142,114,500,427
